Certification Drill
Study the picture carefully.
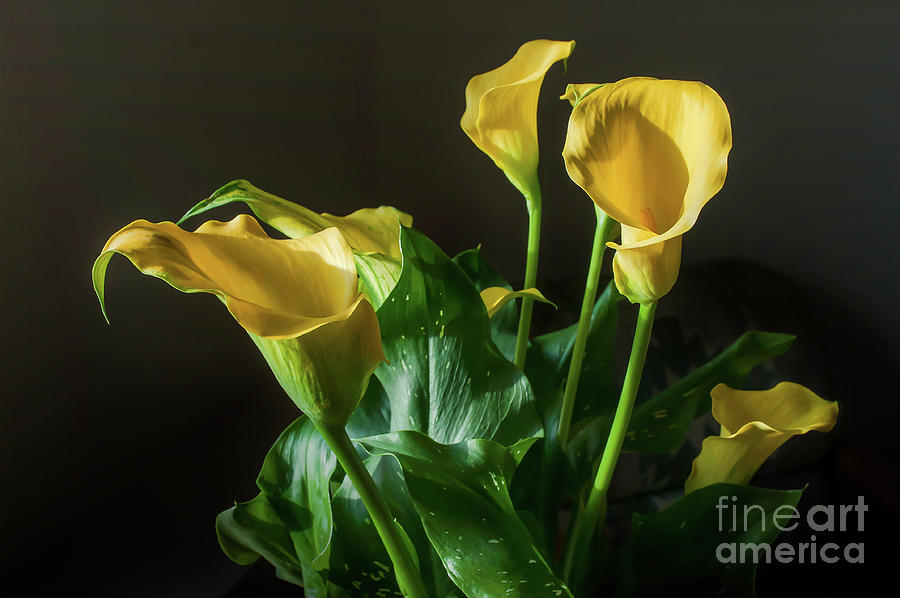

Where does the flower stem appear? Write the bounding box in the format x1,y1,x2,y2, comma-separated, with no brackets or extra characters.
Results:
317,423,427,598
561,301,657,584
557,206,615,449
513,186,542,369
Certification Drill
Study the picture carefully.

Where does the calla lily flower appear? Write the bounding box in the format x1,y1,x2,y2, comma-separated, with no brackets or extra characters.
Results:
461,39,575,198
562,77,732,304
92,215,385,426
685,382,838,494
178,179,413,308
479,286,552,318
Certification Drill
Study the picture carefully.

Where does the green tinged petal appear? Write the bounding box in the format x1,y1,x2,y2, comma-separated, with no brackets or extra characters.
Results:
249,298,384,425
353,252,403,310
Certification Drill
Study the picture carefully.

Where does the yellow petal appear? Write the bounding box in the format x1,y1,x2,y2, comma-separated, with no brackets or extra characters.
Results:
321,206,411,259
559,83,605,107
479,286,552,318
461,39,575,196
563,77,731,247
183,180,412,258
610,224,682,305
685,382,838,493
179,180,410,306
93,215,359,339
711,382,839,438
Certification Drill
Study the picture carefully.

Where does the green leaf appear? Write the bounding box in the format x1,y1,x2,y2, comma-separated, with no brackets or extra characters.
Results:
375,227,541,445
256,416,336,571
508,283,621,541
345,376,392,440
567,331,796,468
329,454,460,597
508,434,570,553
216,493,306,586
452,248,511,291
328,456,403,595
216,415,336,594
361,431,573,598
525,281,623,422
615,483,804,597
623,330,796,454
453,248,519,361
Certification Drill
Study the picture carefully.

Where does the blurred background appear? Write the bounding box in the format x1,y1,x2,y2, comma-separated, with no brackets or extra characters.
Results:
1,1,897,595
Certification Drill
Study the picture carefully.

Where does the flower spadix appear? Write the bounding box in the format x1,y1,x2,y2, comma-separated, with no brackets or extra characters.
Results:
92,214,385,426
462,39,575,198
562,77,732,304
685,382,838,493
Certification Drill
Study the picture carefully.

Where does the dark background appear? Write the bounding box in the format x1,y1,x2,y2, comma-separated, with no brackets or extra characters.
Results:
2,1,897,596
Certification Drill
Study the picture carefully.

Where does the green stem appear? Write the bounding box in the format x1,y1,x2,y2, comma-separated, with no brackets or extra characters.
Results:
513,186,542,369
317,424,427,598
561,301,657,584
557,206,615,449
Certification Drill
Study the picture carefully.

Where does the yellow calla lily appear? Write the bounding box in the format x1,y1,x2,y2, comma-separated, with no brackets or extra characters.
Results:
479,286,552,318
461,39,575,197
92,214,385,426
178,179,412,309
562,77,732,304
180,179,412,257
685,382,838,494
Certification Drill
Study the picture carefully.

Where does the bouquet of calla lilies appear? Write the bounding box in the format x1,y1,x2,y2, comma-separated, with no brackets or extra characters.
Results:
93,40,838,597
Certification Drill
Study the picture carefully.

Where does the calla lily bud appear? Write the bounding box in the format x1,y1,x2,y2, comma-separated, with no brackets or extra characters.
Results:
92,215,385,426
562,77,732,304
479,286,553,318
462,39,575,198
685,382,838,494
